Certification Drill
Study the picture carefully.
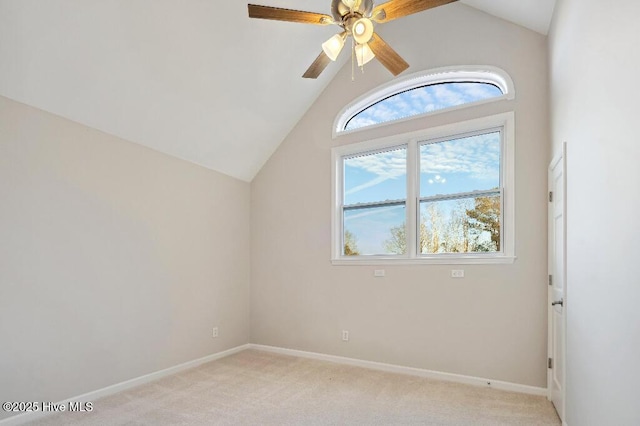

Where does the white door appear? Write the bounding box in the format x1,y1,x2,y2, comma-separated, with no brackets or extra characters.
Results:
548,143,567,421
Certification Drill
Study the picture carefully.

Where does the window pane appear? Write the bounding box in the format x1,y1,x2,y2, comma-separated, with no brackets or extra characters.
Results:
344,204,406,255
420,132,500,198
345,82,503,131
419,195,500,254
344,146,406,206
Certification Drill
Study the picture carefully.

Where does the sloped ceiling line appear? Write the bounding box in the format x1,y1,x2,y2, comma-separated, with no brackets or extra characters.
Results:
0,0,555,181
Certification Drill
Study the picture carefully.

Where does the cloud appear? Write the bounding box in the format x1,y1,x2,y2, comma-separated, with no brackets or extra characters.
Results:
345,131,499,189
420,132,500,181
344,148,406,197
344,148,407,196
345,148,406,179
345,175,392,196
344,203,405,222
345,82,502,131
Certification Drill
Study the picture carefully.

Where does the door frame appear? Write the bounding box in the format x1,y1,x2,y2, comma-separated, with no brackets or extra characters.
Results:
547,142,567,422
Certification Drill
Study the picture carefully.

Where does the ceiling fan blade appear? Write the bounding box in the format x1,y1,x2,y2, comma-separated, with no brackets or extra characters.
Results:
372,0,457,24
248,4,333,25
302,51,332,79
368,33,409,76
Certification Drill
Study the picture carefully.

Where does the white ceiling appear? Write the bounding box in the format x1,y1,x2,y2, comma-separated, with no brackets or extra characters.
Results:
461,0,556,35
0,0,555,182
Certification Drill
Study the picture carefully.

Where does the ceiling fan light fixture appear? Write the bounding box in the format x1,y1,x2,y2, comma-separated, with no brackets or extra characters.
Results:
355,42,375,67
248,0,445,79
322,32,347,61
352,18,373,44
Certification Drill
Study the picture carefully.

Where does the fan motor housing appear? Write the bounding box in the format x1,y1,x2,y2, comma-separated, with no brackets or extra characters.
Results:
331,0,373,22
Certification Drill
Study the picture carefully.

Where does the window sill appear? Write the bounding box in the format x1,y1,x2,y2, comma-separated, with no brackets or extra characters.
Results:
331,255,517,266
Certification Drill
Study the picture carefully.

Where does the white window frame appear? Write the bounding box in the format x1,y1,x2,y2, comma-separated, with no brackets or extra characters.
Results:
331,112,515,265
333,65,515,137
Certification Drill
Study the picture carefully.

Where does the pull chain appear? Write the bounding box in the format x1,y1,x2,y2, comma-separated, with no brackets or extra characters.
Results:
351,38,355,81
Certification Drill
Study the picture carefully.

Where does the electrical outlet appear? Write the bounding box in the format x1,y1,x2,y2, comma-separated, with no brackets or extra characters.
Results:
374,269,385,277
212,327,219,338
451,269,465,278
342,330,349,341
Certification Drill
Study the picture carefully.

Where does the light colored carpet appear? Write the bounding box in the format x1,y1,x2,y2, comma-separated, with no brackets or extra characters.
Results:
29,349,560,425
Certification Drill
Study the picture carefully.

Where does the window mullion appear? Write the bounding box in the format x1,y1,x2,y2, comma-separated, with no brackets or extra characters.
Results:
419,189,501,204
343,199,406,211
406,139,418,259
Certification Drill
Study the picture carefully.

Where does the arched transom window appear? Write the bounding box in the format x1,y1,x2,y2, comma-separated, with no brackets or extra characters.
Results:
334,66,514,135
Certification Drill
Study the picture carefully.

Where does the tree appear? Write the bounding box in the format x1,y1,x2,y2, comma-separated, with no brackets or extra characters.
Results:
466,195,500,252
421,203,444,253
384,224,406,254
344,230,360,256
439,199,471,253
383,197,500,255
385,205,447,255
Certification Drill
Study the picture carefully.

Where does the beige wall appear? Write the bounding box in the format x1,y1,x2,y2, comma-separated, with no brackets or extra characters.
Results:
549,0,640,423
251,4,550,387
0,96,250,420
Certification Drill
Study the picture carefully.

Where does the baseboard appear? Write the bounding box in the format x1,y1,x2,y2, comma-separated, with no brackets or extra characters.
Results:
249,344,547,397
0,344,250,426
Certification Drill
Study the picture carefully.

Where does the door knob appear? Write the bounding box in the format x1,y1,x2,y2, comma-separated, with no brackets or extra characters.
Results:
551,298,564,307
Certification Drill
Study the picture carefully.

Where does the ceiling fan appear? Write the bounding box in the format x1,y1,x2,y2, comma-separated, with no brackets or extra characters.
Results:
247,0,457,79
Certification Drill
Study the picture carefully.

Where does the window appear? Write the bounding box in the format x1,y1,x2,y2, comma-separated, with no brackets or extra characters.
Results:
345,82,503,131
332,112,515,264
343,146,407,256
334,66,514,136
418,131,502,255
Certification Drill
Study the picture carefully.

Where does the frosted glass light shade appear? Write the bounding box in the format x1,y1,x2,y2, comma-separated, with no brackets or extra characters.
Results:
355,43,375,66
322,33,346,61
352,18,374,44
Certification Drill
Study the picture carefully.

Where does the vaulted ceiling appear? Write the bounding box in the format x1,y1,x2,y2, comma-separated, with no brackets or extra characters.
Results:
0,0,555,181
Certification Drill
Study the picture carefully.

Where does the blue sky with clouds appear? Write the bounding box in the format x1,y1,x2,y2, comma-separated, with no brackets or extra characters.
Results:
420,132,500,197
345,82,503,131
